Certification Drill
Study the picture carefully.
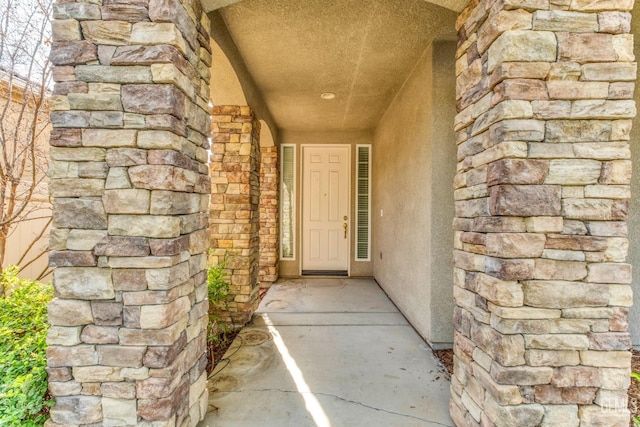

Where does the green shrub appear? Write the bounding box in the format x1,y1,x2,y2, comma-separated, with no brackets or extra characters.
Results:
207,257,231,344
207,257,230,306
0,266,53,426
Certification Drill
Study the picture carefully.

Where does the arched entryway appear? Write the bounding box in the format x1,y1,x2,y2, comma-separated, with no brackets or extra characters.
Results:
44,0,638,425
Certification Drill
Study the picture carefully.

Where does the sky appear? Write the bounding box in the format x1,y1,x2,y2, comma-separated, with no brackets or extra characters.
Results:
0,0,52,85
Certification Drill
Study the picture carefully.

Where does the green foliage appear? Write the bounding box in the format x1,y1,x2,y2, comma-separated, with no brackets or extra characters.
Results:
207,257,232,344
0,267,53,426
207,257,230,306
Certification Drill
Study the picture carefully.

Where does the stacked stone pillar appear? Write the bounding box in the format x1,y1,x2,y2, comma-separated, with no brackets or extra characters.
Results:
259,146,279,287
452,1,635,426
209,106,261,325
46,1,212,425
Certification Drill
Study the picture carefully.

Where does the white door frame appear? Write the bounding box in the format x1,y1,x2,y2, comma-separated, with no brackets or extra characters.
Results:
300,144,351,276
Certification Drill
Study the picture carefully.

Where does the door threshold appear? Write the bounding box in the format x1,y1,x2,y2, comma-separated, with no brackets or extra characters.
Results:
301,270,348,277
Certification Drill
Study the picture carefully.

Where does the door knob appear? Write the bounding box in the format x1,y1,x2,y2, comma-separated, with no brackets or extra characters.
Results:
343,223,347,239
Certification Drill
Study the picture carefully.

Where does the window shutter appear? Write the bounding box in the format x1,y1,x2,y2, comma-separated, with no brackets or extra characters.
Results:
356,145,371,261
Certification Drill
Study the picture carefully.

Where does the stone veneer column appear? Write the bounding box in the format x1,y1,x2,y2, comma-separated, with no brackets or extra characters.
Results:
46,1,212,425
209,106,261,325
452,1,635,426
259,146,279,287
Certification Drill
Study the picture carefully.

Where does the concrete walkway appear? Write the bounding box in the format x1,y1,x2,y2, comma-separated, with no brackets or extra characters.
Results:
199,278,453,427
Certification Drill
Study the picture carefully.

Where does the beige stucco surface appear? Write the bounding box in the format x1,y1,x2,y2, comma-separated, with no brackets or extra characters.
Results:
372,40,456,348
278,130,374,278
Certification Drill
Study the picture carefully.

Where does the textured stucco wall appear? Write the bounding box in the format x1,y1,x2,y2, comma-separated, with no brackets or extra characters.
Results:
429,40,457,346
278,130,374,278
372,41,456,347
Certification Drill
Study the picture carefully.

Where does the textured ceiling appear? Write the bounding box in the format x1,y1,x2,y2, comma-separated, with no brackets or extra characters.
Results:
217,0,457,131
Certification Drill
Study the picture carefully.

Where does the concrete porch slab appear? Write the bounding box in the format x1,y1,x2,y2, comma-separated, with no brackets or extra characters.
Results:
199,278,453,427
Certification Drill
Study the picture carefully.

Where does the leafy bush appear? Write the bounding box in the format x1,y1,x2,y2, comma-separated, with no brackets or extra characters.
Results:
0,266,53,426
207,257,230,306
207,257,232,344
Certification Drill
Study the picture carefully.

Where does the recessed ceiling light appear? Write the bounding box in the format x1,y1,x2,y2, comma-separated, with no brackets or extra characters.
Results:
320,92,336,100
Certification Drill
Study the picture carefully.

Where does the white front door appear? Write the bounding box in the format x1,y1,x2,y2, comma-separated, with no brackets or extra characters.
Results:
302,145,350,273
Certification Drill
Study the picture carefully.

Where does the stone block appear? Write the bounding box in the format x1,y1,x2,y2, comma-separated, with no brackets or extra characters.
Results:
595,388,629,409
523,280,608,308
471,321,525,367
81,21,132,46
49,396,102,425
53,2,101,20
562,198,627,221
487,159,548,185
48,298,93,326
78,162,109,179
490,362,553,386
532,259,587,281
69,93,123,111
47,326,83,346
52,19,81,42
526,349,580,367
81,325,119,344
49,179,105,198
48,381,82,397
46,367,72,383
487,30,556,73
580,350,631,368
486,233,546,258
149,236,189,256
54,267,114,300
103,189,151,214
98,346,146,368
130,22,187,54
108,215,181,238
139,296,191,329
102,397,137,426
578,405,630,426
106,168,133,189
586,263,631,284
101,382,136,399
106,148,148,167
545,160,601,185
73,366,123,383
128,165,196,192
51,41,98,66
588,332,631,351
533,385,596,404
483,396,544,427
137,378,188,421
533,10,598,32
47,345,98,367
485,257,535,281
119,317,187,346
92,301,123,326
122,84,185,117
540,405,579,427
82,129,137,148
144,331,187,368
51,111,91,128
150,191,201,215
49,250,97,267
558,33,617,63
490,185,561,216
525,334,589,350
551,366,601,388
